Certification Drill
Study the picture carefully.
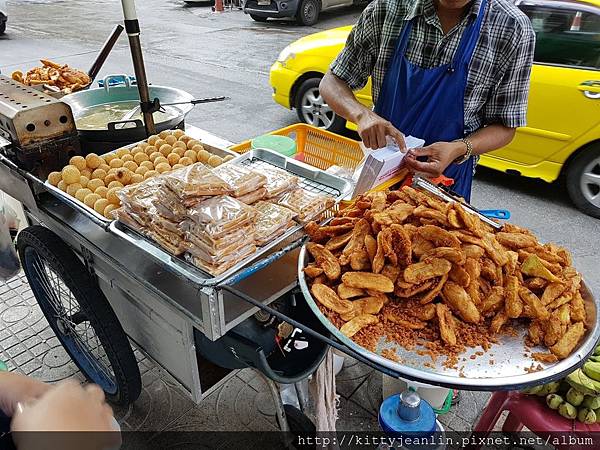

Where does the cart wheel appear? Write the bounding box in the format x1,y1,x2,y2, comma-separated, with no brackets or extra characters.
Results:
280,405,316,450
17,226,141,406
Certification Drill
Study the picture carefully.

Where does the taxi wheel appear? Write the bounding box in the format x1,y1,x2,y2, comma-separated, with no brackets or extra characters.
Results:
296,0,320,26
566,144,600,219
295,78,345,133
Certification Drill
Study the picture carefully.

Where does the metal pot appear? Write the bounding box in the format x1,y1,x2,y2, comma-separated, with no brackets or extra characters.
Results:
62,74,194,146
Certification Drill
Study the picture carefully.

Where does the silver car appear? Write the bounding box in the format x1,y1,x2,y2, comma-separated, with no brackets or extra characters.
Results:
243,0,361,26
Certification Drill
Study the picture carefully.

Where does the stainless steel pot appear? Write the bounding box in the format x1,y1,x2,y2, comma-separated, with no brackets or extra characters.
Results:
62,74,194,145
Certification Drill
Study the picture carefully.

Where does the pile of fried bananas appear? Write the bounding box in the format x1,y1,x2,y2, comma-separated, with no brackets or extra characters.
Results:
12,59,91,94
304,186,587,362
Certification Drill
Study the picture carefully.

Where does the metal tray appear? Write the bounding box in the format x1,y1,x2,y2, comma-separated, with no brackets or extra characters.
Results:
112,148,353,285
298,246,600,390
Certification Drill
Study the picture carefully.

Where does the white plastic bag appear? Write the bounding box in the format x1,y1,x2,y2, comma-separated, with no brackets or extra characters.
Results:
0,200,20,280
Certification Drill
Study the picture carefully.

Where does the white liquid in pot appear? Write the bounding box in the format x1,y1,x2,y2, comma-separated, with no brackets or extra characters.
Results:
75,101,180,130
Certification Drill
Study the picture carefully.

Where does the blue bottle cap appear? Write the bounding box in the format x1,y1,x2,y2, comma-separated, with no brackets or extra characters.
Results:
379,391,437,438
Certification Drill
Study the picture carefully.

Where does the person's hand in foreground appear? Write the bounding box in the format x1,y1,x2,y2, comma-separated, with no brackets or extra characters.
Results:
0,372,51,417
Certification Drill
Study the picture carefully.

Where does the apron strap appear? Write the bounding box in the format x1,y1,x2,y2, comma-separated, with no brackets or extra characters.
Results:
450,0,488,70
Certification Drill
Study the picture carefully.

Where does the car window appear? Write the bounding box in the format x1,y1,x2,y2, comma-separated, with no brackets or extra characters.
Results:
519,4,600,70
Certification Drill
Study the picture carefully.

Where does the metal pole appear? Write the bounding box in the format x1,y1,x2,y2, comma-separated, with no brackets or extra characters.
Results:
120,0,156,136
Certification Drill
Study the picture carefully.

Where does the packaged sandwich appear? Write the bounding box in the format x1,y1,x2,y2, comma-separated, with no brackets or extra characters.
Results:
185,224,256,258
274,188,335,222
253,201,296,245
262,167,299,198
237,187,267,205
187,244,257,276
163,163,232,202
213,164,267,197
186,195,258,239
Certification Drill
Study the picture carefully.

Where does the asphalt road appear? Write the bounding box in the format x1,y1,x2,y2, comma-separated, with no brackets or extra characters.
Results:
1,0,598,294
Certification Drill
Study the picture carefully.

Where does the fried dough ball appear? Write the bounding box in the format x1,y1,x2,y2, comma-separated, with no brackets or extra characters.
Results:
207,155,223,167
61,165,81,184
116,148,130,158
182,150,196,163
147,135,159,146
80,168,92,179
197,149,211,163
158,130,171,139
107,167,118,176
75,188,93,203
108,181,124,190
149,152,162,162
179,135,192,144
103,153,117,164
85,153,103,169
103,203,118,218
191,144,204,153
135,166,149,176
130,146,144,156
94,198,110,214
91,168,107,180
134,152,149,164
104,174,117,184
57,180,68,192
79,176,89,188
145,145,157,156
159,144,173,157
115,168,132,185
172,129,185,139
123,161,138,172
84,193,101,208
106,187,120,205
97,163,110,173
223,155,235,162
87,178,105,192
153,156,168,167
121,154,134,163
155,162,171,174
144,170,159,180
179,156,193,166
187,139,200,150
172,164,185,170
173,147,186,157
131,174,144,184
154,139,167,149
95,186,109,198
69,156,87,171
140,160,154,170
167,153,180,166
165,135,177,146
138,142,149,149
109,158,124,169
173,141,187,151
66,183,83,197
48,171,62,186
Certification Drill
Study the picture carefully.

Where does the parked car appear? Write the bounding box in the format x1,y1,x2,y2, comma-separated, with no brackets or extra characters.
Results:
269,0,600,217
0,0,7,35
243,0,358,25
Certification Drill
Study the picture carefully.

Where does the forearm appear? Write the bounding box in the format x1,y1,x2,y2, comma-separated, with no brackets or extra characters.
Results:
320,71,371,124
468,124,516,156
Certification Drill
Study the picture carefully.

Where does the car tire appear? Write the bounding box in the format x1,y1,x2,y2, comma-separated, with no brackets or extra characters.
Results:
0,19,5,35
296,0,320,26
565,144,600,219
295,78,345,133
250,14,268,22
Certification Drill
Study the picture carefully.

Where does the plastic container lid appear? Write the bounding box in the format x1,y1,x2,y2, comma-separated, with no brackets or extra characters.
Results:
379,392,437,439
251,135,297,157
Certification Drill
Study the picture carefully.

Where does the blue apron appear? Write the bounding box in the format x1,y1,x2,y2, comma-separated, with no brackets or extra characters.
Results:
375,0,487,201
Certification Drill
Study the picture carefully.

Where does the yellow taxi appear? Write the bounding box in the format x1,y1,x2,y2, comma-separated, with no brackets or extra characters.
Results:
270,0,600,217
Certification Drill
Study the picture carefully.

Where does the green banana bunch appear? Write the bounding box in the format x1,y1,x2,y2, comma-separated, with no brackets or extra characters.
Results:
594,345,600,357
583,361,600,383
590,356,600,363
566,388,585,406
582,395,600,410
521,385,545,395
546,394,563,410
596,408,600,423
566,369,598,395
577,407,597,424
559,402,577,420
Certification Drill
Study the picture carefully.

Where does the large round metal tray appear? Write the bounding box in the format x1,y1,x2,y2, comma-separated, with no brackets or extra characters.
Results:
298,246,600,390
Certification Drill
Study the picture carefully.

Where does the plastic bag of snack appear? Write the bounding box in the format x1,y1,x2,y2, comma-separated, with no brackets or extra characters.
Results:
185,224,256,256
253,201,296,245
0,201,21,281
274,188,335,222
213,164,267,197
163,163,231,200
186,195,257,239
262,167,299,198
186,243,257,276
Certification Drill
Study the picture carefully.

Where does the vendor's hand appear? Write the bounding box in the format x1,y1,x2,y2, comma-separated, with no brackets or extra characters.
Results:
403,141,466,178
0,372,51,417
356,109,406,151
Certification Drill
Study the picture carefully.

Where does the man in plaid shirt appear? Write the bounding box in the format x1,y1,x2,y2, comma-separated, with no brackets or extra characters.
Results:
320,0,535,199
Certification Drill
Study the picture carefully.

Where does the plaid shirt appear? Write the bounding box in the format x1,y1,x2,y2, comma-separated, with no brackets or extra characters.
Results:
330,0,535,133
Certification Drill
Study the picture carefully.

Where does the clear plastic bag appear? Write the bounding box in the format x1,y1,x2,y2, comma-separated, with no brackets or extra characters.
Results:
163,162,232,201
261,167,299,198
213,164,267,197
186,195,257,239
253,201,296,245
274,188,335,222
0,200,21,281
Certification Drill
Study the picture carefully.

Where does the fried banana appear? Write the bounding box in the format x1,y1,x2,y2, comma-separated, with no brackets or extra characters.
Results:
442,281,481,323
449,264,470,287
504,274,522,319
421,247,465,265
311,284,354,315
550,322,585,360
495,232,538,249
518,286,550,321
340,314,379,337
417,225,461,249
307,243,341,280
436,303,457,346
404,258,452,284
337,284,365,299
342,272,395,293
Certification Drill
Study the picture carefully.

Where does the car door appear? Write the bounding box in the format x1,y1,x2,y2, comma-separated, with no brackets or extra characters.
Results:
484,0,600,175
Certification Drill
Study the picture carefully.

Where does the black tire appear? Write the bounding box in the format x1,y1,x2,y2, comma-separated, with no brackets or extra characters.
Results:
250,14,268,22
280,405,316,450
0,19,5,35
295,78,345,133
565,144,600,219
17,226,141,406
296,0,320,26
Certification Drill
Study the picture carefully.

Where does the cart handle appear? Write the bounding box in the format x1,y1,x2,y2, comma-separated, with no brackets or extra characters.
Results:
219,284,410,381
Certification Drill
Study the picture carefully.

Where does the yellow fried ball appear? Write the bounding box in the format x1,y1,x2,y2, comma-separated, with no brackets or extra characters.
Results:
97,163,110,173
131,174,144,184
179,135,192,144
48,171,62,186
167,153,180,166
144,170,159,179
121,154,134,163
104,173,117,184
80,168,92,179
145,145,157,156
153,156,168,167
123,161,138,172
57,180,68,192
134,152,149,164
66,183,83,197
108,181,124,190
85,153,103,169
130,146,143,156
149,152,162,163
187,139,200,150
183,150,197,163
207,155,223,167
84,193,101,208
94,198,110,214
172,129,185,139
154,139,167,149
173,141,187,151
103,203,118,219
69,156,87,171
91,168,107,180
173,147,186,157
116,148,130,158
79,176,90,188
106,187,121,205
223,155,235,163
75,188,93,203
109,158,124,169
115,168,132,185
61,165,81,184
197,150,211,163
155,162,171,174
191,144,205,153
159,144,173,157
135,166,149,176
138,142,149,150
140,160,154,170
147,135,159,146
165,135,177,146
172,164,185,171
95,186,109,198
103,153,117,164
179,156,193,166
87,178,105,192
158,130,171,139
